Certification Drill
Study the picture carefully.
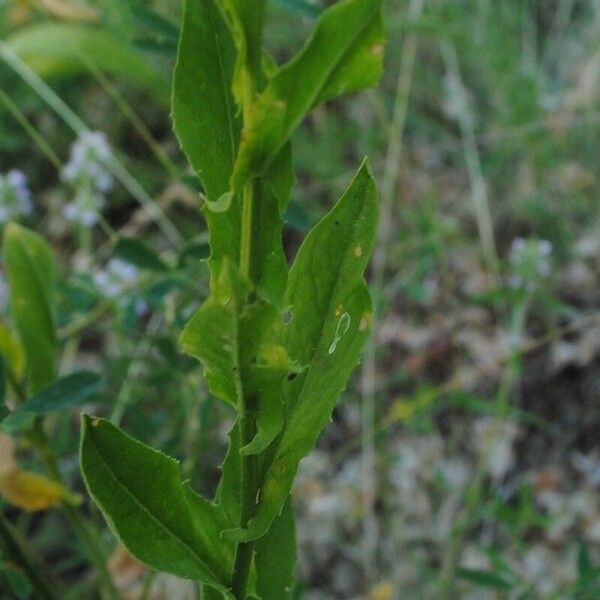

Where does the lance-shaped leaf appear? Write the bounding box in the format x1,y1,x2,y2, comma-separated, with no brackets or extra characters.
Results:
80,415,234,594
230,0,384,191
225,160,378,542
180,267,247,409
173,0,240,201
181,262,292,454
255,496,296,600
173,0,242,291
249,144,294,306
2,223,56,394
14,371,101,416
173,0,291,304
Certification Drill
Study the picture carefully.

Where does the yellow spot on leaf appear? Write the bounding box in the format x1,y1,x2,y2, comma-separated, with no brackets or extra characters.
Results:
0,321,26,379
273,99,287,110
370,43,385,57
354,245,363,257
91,417,100,427
359,314,371,332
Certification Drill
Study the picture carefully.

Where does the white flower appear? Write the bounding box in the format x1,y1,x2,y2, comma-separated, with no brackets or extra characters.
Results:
0,169,33,223
62,131,113,191
93,259,139,298
63,192,105,226
507,237,554,291
62,131,114,227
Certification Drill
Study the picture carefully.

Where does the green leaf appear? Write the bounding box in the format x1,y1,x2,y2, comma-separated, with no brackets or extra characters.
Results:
0,411,35,434
226,160,378,541
181,262,293,431
7,23,169,105
230,0,384,190
113,238,169,272
216,421,242,528
15,371,101,416
172,0,243,291
239,383,282,456
255,496,296,600
203,586,226,600
249,143,294,306
80,415,234,594
181,264,248,409
3,223,56,394
172,1,292,304
173,0,240,202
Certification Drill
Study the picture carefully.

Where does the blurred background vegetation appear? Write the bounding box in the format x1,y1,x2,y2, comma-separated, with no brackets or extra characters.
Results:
2,0,600,598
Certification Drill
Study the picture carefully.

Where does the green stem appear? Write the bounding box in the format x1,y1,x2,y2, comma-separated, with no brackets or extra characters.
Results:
230,52,261,600
239,182,254,279
230,400,258,599
230,179,259,599
0,511,62,600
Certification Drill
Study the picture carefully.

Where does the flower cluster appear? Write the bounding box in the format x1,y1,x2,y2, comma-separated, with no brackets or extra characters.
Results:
0,169,33,224
507,237,553,292
93,259,139,299
62,131,113,226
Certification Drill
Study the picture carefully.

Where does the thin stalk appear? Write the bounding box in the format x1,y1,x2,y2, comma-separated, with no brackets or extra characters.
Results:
74,50,181,181
0,85,63,170
439,40,499,285
110,311,164,425
0,40,182,247
436,300,528,598
360,0,424,585
0,84,120,246
0,511,62,600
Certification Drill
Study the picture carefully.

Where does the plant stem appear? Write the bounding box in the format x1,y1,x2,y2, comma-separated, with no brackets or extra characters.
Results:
230,57,261,600
436,300,528,597
239,182,254,279
439,39,499,286
230,404,258,598
0,510,62,600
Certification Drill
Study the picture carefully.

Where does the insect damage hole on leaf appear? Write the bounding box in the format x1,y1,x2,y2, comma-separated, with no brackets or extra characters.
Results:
328,312,351,354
